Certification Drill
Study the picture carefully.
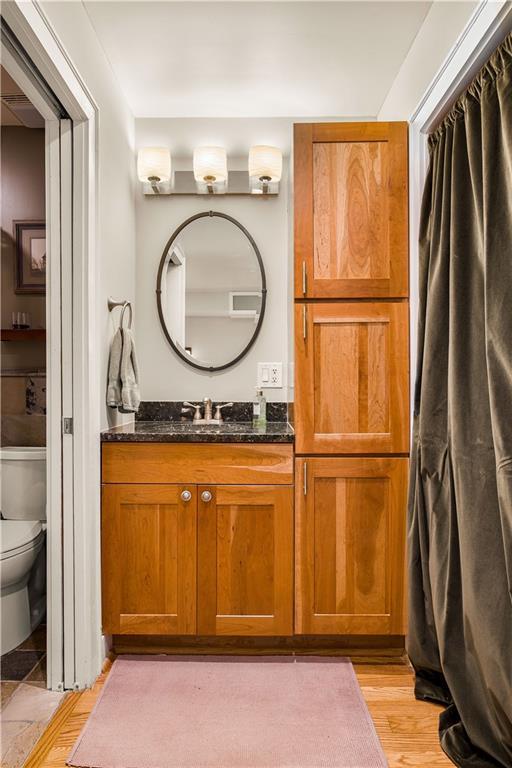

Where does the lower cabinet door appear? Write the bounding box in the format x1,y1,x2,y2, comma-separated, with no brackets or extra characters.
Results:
102,484,197,635
197,485,294,636
295,458,408,635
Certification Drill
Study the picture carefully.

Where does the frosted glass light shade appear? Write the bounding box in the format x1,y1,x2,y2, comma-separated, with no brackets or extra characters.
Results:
248,145,282,182
137,147,171,183
193,146,227,183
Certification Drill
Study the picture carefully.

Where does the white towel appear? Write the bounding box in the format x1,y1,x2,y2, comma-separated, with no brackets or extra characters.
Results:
119,327,140,413
106,327,140,413
106,328,123,408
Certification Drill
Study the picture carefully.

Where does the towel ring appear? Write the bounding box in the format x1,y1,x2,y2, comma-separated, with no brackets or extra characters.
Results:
108,297,133,330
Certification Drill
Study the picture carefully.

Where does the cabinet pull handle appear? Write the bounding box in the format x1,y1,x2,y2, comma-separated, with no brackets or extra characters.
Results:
181,490,192,502
201,490,212,503
302,261,307,295
302,305,307,340
303,461,307,496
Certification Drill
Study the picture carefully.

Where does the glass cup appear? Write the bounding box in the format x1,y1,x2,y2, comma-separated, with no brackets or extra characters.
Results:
12,311,31,329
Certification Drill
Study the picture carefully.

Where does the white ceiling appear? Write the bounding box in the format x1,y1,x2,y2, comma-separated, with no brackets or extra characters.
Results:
84,1,433,118
1,65,44,127
1,66,22,126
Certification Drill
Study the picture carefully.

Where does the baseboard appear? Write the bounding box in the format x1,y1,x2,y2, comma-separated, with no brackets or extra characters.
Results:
112,634,406,660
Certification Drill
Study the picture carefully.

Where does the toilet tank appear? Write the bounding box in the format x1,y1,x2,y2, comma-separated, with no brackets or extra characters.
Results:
0,447,46,521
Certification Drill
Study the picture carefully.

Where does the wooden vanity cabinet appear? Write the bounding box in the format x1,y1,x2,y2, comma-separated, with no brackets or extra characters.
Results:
294,121,408,300
295,457,407,635
101,444,294,637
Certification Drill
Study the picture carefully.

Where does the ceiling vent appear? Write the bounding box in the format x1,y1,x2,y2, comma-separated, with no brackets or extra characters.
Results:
1,94,44,128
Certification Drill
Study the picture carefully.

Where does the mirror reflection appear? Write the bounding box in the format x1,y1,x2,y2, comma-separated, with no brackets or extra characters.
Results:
157,213,266,371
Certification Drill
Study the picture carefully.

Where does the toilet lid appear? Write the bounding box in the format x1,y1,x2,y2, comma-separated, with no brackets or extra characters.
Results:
1,520,43,557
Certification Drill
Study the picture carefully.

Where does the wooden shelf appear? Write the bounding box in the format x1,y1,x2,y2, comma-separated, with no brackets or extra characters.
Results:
1,329,46,342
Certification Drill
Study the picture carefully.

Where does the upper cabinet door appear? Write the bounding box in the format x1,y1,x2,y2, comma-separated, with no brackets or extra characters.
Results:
295,301,409,454
294,122,408,299
197,485,294,636
102,484,197,635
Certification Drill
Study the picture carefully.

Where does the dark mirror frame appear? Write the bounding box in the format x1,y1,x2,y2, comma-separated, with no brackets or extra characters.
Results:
156,210,267,372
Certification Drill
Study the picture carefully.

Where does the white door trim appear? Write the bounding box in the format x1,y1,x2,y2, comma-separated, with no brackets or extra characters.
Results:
2,1,102,689
45,119,65,691
408,0,512,418
59,119,75,690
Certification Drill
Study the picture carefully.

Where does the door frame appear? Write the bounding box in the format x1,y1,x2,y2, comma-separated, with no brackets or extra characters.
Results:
408,0,512,416
1,1,101,689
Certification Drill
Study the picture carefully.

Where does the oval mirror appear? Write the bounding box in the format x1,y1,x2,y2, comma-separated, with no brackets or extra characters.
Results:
156,212,266,371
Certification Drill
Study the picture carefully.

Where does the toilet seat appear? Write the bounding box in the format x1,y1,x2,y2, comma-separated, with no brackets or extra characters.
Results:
1,521,43,560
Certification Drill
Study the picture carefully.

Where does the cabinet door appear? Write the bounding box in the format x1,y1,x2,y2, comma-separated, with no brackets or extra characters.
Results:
295,301,409,454
197,485,293,636
102,484,197,634
296,458,407,635
295,122,408,299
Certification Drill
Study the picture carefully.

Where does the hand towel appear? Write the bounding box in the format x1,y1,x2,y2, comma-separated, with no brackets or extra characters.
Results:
119,327,140,413
106,328,123,408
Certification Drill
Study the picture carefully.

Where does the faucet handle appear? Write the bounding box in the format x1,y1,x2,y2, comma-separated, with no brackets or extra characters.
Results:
213,402,234,422
183,401,202,421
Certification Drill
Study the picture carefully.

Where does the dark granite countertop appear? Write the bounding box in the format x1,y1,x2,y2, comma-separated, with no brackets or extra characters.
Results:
101,420,294,443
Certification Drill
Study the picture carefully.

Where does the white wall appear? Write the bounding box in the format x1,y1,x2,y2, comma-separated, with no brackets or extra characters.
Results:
378,1,478,120
135,119,291,403
37,1,480,412
40,1,137,429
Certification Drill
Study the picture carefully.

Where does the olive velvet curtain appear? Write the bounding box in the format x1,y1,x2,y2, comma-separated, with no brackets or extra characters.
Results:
408,33,512,768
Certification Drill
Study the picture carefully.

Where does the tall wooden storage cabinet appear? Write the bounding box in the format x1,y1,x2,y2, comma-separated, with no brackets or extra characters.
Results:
294,122,409,636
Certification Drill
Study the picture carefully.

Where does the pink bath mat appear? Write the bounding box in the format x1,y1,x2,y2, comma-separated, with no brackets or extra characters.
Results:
68,655,387,768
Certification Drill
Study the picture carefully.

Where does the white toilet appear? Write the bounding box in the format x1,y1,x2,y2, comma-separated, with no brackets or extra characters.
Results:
1,447,47,655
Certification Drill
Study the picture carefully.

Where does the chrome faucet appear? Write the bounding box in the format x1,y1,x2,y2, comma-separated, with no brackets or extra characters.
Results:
203,397,213,421
182,399,233,424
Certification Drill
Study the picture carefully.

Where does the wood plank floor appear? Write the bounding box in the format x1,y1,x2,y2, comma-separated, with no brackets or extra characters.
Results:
25,656,452,768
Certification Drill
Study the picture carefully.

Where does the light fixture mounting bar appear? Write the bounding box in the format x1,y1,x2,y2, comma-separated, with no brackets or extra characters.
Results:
141,170,280,196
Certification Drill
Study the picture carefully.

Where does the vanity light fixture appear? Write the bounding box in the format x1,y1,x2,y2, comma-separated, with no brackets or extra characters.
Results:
138,144,281,196
137,147,172,193
193,146,228,193
248,145,282,194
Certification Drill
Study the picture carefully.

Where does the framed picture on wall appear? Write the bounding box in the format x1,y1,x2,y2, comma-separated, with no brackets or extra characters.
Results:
14,220,46,295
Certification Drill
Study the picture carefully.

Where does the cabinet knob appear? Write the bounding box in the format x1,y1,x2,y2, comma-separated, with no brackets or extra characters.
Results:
181,490,192,502
201,490,212,503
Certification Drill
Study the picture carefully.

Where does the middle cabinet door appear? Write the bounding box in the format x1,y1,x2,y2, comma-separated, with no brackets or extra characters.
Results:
295,301,409,454
197,485,294,636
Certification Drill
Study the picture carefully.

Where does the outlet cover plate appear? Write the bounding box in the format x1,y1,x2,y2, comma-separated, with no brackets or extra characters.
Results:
257,362,283,388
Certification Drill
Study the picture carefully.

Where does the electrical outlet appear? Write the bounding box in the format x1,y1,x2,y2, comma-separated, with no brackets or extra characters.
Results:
257,362,283,388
